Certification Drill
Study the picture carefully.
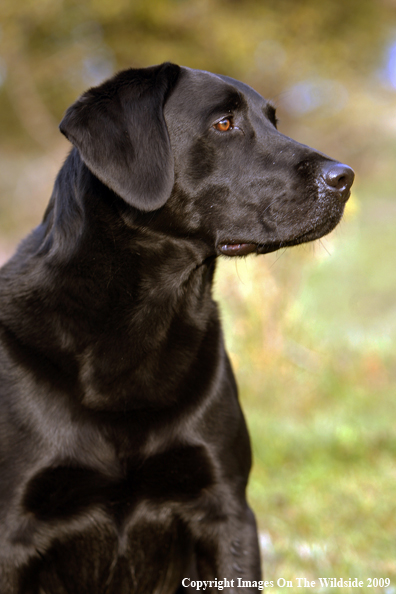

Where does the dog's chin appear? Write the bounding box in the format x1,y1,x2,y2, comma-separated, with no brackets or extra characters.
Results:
218,212,345,257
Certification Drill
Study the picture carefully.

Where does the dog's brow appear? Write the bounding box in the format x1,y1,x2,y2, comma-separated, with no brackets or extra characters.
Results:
205,89,246,119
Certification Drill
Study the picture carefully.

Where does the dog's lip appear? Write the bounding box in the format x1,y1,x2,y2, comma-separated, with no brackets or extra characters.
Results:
218,240,286,256
218,242,282,256
218,243,258,256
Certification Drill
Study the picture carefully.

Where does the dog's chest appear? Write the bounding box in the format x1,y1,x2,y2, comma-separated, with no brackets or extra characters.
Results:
22,514,192,593
19,444,213,590
23,443,213,522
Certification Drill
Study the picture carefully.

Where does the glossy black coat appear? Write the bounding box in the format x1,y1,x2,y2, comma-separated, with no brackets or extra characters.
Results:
0,63,353,593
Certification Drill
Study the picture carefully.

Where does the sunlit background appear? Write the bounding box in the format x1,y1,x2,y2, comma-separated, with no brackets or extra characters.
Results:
1,0,396,591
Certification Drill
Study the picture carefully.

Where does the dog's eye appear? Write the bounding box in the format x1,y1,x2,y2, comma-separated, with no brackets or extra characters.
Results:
214,117,233,132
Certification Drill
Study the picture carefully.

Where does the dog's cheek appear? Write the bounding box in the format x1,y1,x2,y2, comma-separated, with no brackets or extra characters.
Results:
186,138,216,182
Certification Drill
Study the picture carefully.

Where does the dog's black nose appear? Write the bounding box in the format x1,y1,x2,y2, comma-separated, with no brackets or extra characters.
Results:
321,162,355,201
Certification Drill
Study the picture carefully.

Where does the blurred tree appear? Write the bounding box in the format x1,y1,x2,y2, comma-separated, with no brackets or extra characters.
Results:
0,0,394,148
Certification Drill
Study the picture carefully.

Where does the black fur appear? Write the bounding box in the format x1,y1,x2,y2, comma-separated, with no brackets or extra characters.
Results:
0,63,354,593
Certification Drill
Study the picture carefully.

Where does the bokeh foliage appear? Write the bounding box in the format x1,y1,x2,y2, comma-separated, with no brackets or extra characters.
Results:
1,0,396,590
0,0,394,151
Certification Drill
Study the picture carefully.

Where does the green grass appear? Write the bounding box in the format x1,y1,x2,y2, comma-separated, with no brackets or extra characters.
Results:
213,182,396,592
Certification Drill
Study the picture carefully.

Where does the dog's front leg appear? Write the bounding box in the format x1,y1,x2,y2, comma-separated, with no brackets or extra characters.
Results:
187,503,262,593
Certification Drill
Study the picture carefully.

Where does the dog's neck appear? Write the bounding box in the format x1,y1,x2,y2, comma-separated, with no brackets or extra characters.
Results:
0,152,222,412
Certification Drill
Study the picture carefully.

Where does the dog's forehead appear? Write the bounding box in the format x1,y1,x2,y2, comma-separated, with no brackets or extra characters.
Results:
214,73,266,105
167,66,267,116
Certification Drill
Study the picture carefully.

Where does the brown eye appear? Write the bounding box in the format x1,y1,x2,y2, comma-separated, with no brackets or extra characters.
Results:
214,117,232,132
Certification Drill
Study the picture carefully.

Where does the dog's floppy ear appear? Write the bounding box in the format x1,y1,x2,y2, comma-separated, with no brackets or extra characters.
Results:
59,62,180,211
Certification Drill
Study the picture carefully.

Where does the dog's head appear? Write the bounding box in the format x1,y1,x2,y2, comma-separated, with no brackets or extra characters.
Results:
60,63,354,257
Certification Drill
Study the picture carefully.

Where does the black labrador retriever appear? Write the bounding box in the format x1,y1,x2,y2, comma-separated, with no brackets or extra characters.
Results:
0,63,354,593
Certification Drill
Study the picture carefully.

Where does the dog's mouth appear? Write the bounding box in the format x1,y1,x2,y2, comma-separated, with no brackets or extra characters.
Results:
218,223,340,257
217,201,347,257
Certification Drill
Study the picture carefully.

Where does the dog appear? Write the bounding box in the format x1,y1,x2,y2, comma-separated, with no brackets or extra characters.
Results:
0,62,354,593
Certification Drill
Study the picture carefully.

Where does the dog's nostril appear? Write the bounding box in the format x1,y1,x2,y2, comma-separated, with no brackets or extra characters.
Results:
335,174,347,190
322,162,355,198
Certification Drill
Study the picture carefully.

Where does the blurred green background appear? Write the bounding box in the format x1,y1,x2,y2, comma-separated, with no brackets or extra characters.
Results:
1,1,396,591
